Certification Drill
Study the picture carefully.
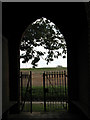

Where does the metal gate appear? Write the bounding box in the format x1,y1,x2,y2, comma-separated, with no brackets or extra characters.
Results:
20,70,68,112
20,71,32,113
43,71,68,112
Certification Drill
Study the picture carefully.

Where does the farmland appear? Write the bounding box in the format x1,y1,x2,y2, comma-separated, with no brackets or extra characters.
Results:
20,67,67,87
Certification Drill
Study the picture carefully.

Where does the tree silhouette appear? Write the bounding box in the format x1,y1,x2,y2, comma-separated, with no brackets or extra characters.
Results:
20,17,67,68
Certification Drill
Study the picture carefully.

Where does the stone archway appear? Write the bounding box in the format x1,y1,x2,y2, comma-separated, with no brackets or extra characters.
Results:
12,3,88,114
19,17,68,112
2,2,89,119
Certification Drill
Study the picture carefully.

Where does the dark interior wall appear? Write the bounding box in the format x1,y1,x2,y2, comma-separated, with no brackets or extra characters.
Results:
2,2,89,116
2,36,10,113
74,4,88,115
85,2,90,117
78,8,88,110
8,38,20,101
2,36,17,113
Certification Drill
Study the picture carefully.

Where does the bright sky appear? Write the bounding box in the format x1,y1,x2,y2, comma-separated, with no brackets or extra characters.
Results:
20,49,67,68
20,17,67,68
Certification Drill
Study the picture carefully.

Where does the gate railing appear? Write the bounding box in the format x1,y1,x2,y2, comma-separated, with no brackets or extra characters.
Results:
19,70,68,112
43,70,68,112
20,71,32,113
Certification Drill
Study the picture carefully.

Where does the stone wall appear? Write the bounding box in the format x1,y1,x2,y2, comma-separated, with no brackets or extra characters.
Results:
2,36,10,113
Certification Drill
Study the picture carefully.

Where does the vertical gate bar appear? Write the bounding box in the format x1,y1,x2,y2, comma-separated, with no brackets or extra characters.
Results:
54,72,57,109
26,76,27,112
28,76,29,112
58,71,59,110
59,71,61,109
63,71,65,108
22,74,25,112
22,74,24,110
61,71,62,109
60,71,62,108
24,75,28,111
58,72,59,109
51,72,53,111
53,71,55,109
52,72,55,110
66,71,68,110
30,71,32,113
49,72,50,111
64,70,67,109
67,71,68,110
47,72,48,111
54,71,56,110
57,71,58,109
52,72,53,111
26,75,30,112
66,71,68,109
48,72,49,111
20,72,21,103
27,76,28,112
61,71,63,108
20,72,21,111
43,72,46,112
28,74,29,112
25,75,28,112
46,72,47,110
21,74,29,112
21,72,23,103
56,72,58,110
62,71,63,108
56,72,57,109
53,71,55,110
55,71,56,110
29,74,30,112
45,72,49,109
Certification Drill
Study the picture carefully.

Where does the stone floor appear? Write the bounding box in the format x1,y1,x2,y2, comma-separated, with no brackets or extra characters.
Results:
7,111,87,120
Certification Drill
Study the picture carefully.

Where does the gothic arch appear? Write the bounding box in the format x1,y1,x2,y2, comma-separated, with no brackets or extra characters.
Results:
2,2,89,118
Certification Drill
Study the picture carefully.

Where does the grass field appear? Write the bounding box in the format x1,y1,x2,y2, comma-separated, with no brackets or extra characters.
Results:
23,102,67,112
21,86,68,101
20,67,67,73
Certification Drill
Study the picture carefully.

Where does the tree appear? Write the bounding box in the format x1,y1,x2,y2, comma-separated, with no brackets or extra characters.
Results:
20,17,67,68
57,65,63,68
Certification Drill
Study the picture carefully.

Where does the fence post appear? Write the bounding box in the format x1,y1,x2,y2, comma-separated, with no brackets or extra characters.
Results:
64,71,66,98
30,71,32,113
64,70,67,110
43,72,46,112
21,72,23,102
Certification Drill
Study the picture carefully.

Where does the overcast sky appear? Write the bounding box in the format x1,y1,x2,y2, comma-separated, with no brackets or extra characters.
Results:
20,49,67,68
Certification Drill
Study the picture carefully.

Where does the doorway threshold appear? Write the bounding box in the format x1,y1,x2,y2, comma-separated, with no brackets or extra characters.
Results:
7,111,84,120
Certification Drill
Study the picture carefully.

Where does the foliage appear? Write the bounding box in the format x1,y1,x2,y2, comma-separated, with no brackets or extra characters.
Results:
20,17,67,68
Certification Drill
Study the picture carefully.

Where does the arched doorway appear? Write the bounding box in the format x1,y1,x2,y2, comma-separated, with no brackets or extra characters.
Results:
2,2,89,119
19,17,68,113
